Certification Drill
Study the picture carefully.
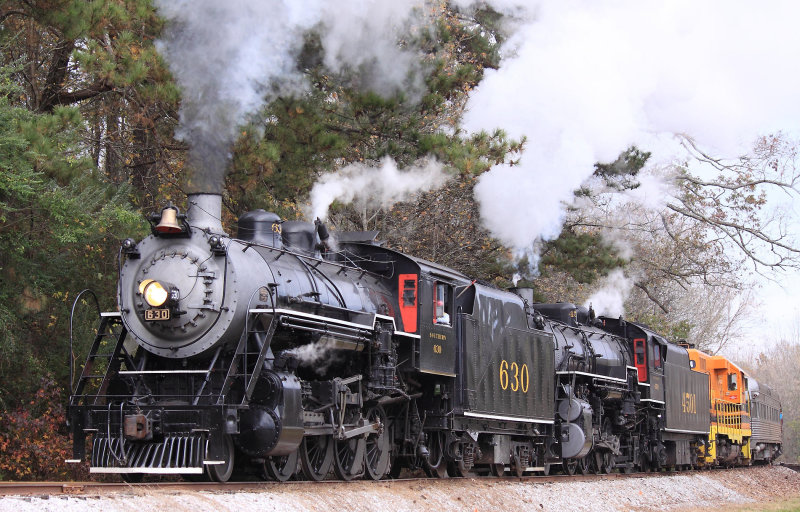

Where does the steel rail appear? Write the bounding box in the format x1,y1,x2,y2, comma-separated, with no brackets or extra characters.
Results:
0,467,744,497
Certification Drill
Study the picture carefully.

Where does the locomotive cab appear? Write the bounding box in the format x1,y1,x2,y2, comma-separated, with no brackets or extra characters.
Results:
598,318,666,403
414,261,471,377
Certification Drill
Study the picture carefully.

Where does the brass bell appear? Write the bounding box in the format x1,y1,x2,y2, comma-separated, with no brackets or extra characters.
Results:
155,205,182,234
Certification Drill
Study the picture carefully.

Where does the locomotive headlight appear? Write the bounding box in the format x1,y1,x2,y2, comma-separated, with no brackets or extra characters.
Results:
138,279,155,295
142,281,170,307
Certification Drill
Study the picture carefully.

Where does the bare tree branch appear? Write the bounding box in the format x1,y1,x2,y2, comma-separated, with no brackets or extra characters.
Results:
634,282,669,314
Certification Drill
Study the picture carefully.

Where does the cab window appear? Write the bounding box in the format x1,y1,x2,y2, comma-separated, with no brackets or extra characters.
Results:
652,343,662,369
728,373,738,391
433,282,452,325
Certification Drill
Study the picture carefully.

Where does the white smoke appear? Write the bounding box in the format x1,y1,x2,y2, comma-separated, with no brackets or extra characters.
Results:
458,1,800,250
284,338,342,376
306,157,449,221
154,0,429,193
316,2,428,96
619,168,676,212
584,268,635,318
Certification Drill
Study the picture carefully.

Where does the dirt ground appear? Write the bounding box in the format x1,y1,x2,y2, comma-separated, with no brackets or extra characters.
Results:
1,465,798,512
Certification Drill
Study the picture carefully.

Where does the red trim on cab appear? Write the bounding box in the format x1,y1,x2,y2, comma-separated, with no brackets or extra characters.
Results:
634,338,648,382
398,274,418,333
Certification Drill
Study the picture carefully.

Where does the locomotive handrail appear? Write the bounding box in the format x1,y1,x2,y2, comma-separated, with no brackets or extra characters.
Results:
69,289,101,393
239,285,279,402
192,345,224,406
242,313,279,403
712,398,743,431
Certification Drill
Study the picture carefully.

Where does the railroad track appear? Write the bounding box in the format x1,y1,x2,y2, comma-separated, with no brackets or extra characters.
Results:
0,467,739,497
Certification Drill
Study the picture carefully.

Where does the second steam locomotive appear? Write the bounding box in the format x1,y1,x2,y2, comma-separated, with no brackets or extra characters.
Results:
67,193,782,481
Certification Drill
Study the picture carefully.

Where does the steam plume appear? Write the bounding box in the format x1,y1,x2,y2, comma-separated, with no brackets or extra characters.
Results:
154,0,429,194
307,157,448,221
284,339,343,376
457,1,800,250
584,269,634,318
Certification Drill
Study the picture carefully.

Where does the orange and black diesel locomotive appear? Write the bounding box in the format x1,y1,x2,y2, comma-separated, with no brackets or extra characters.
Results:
67,193,782,481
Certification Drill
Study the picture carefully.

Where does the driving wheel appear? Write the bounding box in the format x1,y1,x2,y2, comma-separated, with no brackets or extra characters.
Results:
264,451,298,482
300,435,334,481
364,406,392,480
333,435,366,481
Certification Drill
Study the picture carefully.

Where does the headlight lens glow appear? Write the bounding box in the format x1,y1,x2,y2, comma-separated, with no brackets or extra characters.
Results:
138,279,154,295
143,281,169,307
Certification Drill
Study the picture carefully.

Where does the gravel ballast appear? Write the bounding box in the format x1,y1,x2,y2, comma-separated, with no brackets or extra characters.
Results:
1,465,798,512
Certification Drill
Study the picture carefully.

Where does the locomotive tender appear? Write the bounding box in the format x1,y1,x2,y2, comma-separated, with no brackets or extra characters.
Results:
67,193,782,481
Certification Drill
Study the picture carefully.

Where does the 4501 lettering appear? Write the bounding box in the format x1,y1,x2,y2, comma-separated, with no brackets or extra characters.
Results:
499,359,529,393
682,392,696,414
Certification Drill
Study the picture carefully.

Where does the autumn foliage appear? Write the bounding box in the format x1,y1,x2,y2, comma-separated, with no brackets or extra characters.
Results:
0,377,87,480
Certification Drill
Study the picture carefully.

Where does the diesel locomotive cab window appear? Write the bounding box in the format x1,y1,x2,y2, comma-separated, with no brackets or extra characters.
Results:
728,373,738,391
434,282,452,325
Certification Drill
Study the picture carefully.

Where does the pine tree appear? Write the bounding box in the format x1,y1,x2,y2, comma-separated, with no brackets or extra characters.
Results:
0,61,141,407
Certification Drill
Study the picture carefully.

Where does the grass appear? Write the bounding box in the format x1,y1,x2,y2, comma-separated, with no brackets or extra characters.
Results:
725,498,800,511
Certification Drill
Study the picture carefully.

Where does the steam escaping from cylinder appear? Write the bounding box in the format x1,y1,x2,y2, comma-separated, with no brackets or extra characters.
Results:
306,157,449,221
154,0,431,194
284,338,345,376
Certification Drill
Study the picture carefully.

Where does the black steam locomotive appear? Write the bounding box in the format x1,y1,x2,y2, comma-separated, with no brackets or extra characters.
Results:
67,193,781,481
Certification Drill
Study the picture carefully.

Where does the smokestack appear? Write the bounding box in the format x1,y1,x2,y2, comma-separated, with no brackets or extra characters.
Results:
187,193,225,234
510,286,535,305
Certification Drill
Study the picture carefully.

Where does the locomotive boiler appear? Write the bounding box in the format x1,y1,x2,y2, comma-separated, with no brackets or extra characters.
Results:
118,193,394,359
